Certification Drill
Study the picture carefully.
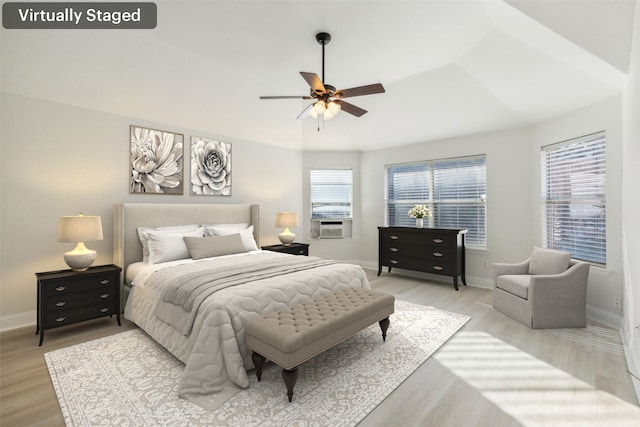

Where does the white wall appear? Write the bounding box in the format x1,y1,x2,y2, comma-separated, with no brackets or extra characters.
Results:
530,96,623,324
0,92,304,330
622,0,640,400
359,128,533,287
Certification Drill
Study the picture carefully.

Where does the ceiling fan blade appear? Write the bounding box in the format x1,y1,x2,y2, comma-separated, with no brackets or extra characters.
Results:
335,83,385,99
335,100,367,117
297,104,314,119
260,96,313,100
300,72,326,95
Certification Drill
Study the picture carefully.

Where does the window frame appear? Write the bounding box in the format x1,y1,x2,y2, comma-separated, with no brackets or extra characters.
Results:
384,154,487,248
310,168,353,220
541,131,606,266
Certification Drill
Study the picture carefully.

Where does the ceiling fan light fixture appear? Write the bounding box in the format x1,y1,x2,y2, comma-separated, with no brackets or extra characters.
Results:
327,100,341,115
313,101,327,114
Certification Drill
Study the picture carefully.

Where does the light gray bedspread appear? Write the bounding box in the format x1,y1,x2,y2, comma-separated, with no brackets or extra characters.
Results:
155,255,335,335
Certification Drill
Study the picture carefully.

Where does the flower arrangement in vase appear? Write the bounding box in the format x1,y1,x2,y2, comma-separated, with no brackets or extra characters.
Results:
408,204,431,228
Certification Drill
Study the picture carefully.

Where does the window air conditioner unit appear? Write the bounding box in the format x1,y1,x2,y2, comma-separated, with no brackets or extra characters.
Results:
319,221,344,239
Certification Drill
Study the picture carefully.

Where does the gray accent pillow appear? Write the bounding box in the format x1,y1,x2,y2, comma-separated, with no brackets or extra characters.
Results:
183,233,247,260
528,246,571,275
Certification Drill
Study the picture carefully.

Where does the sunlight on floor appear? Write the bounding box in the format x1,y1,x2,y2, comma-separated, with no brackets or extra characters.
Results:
435,331,640,426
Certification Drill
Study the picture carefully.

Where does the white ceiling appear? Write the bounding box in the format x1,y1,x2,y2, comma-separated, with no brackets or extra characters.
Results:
1,1,635,151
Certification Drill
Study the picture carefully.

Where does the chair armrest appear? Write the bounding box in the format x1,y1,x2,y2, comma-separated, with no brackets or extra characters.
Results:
529,261,590,323
492,258,530,288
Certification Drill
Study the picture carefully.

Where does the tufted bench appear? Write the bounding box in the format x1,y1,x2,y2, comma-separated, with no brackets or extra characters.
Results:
246,287,395,402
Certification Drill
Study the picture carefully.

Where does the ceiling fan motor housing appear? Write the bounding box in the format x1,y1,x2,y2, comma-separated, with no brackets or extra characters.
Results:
315,32,331,45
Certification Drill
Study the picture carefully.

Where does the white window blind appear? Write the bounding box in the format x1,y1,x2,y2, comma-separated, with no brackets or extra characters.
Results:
541,132,606,265
385,155,486,247
310,169,353,219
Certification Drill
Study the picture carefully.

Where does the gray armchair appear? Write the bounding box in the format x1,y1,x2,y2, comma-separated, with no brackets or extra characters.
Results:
492,247,590,329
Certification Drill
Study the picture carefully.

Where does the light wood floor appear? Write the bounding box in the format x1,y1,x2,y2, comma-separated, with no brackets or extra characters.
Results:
1,271,638,426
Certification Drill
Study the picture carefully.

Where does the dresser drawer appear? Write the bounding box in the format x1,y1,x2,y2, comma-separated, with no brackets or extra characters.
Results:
46,288,116,311
44,273,117,296
44,302,117,328
384,254,454,275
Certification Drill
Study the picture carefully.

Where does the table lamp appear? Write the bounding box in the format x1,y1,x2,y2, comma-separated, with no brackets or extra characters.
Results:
57,213,103,271
275,211,298,245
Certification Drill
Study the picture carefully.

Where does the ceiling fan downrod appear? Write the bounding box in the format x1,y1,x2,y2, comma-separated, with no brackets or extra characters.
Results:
316,32,331,84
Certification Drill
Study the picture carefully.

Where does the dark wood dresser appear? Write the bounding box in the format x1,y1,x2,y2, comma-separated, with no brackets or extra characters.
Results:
378,227,467,290
35,264,122,345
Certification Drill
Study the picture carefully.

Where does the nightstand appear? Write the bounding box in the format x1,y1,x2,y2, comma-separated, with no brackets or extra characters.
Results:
261,242,309,256
35,264,122,346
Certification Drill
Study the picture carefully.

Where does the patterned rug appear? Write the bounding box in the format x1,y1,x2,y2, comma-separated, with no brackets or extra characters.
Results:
45,300,469,426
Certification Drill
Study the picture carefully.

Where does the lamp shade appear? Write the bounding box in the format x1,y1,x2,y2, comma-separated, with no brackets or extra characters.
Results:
275,212,299,229
57,215,103,242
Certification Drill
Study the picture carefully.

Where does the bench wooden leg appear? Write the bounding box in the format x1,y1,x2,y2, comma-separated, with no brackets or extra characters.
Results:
379,317,390,341
252,352,266,381
282,367,299,402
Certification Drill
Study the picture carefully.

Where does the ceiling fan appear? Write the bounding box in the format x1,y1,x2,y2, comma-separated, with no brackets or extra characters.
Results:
260,32,385,126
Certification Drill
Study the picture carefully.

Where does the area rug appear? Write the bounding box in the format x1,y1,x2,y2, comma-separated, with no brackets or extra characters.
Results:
45,300,469,426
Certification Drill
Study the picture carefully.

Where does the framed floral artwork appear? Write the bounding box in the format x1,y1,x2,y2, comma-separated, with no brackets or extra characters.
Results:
129,125,184,194
190,136,232,196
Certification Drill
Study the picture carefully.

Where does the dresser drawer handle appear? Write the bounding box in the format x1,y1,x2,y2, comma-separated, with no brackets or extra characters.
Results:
390,247,399,252
432,265,444,271
100,293,110,299
100,308,109,313
55,286,67,292
389,235,399,240
55,301,67,307
433,238,443,244
390,260,399,265
55,317,66,322
433,252,443,257
100,280,110,285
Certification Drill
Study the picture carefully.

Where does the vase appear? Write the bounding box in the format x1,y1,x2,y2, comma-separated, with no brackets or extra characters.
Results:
415,218,423,228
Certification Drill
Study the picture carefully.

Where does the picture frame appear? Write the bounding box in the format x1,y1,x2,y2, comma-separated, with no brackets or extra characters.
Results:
129,125,184,194
190,136,232,196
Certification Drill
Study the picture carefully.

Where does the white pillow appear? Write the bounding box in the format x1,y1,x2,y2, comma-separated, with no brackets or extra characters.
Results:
137,224,199,262
208,225,259,251
202,223,248,236
147,227,204,264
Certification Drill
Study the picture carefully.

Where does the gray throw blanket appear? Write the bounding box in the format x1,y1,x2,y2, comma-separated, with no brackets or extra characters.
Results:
154,255,335,335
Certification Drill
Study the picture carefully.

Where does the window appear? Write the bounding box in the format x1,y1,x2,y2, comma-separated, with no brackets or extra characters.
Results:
541,132,606,265
385,155,486,247
310,169,352,219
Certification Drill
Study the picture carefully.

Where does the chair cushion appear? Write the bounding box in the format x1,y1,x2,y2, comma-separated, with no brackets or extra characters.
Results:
496,274,532,300
528,246,571,275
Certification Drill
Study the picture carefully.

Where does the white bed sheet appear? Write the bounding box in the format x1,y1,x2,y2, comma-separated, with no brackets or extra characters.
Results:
124,250,371,410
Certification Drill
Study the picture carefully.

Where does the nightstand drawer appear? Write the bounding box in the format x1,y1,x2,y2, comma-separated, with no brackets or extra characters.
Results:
44,273,117,296
44,302,117,328
46,288,115,311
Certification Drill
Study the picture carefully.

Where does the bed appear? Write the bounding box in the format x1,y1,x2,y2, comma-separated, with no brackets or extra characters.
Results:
113,203,371,410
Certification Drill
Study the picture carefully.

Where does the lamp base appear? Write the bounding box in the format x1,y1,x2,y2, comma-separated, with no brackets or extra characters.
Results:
278,229,296,246
63,242,97,271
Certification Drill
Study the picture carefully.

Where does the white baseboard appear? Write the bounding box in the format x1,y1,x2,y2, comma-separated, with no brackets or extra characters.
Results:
586,304,622,330
620,329,640,405
1,310,35,332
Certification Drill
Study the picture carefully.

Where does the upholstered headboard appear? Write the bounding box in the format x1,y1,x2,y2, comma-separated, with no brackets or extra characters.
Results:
113,203,260,275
